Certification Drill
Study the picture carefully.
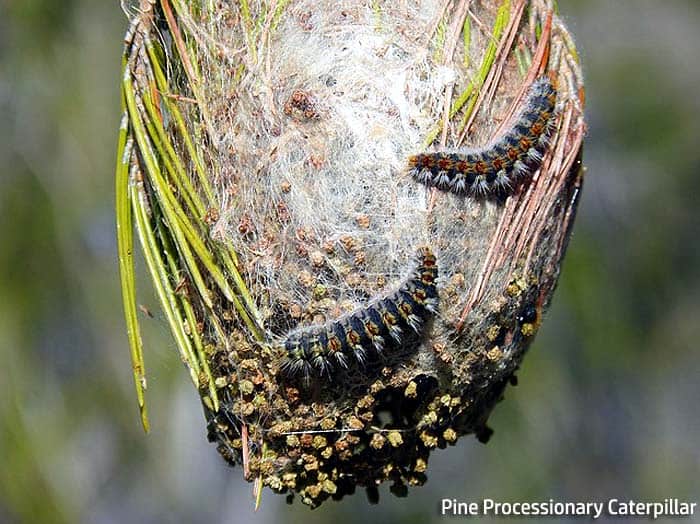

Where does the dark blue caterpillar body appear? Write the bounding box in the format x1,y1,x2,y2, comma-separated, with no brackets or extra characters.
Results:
281,247,438,381
408,76,558,196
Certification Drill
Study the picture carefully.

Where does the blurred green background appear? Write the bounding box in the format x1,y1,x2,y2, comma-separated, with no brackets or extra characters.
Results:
1,1,698,523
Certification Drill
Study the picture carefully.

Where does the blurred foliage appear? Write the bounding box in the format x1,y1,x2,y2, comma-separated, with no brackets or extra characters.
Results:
0,0,698,523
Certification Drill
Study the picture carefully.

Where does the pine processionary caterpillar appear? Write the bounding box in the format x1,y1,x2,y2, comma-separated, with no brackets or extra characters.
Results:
407,76,558,196
280,247,439,381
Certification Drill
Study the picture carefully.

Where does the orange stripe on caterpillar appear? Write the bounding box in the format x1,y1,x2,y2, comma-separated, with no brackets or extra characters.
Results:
408,76,558,196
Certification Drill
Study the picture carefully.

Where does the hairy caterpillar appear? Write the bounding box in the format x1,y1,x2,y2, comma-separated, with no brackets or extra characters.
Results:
281,247,438,381
407,76,558,196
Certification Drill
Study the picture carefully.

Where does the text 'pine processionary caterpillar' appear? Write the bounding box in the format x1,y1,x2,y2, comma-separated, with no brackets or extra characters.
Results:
407,76,558,196
281,247,439,381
